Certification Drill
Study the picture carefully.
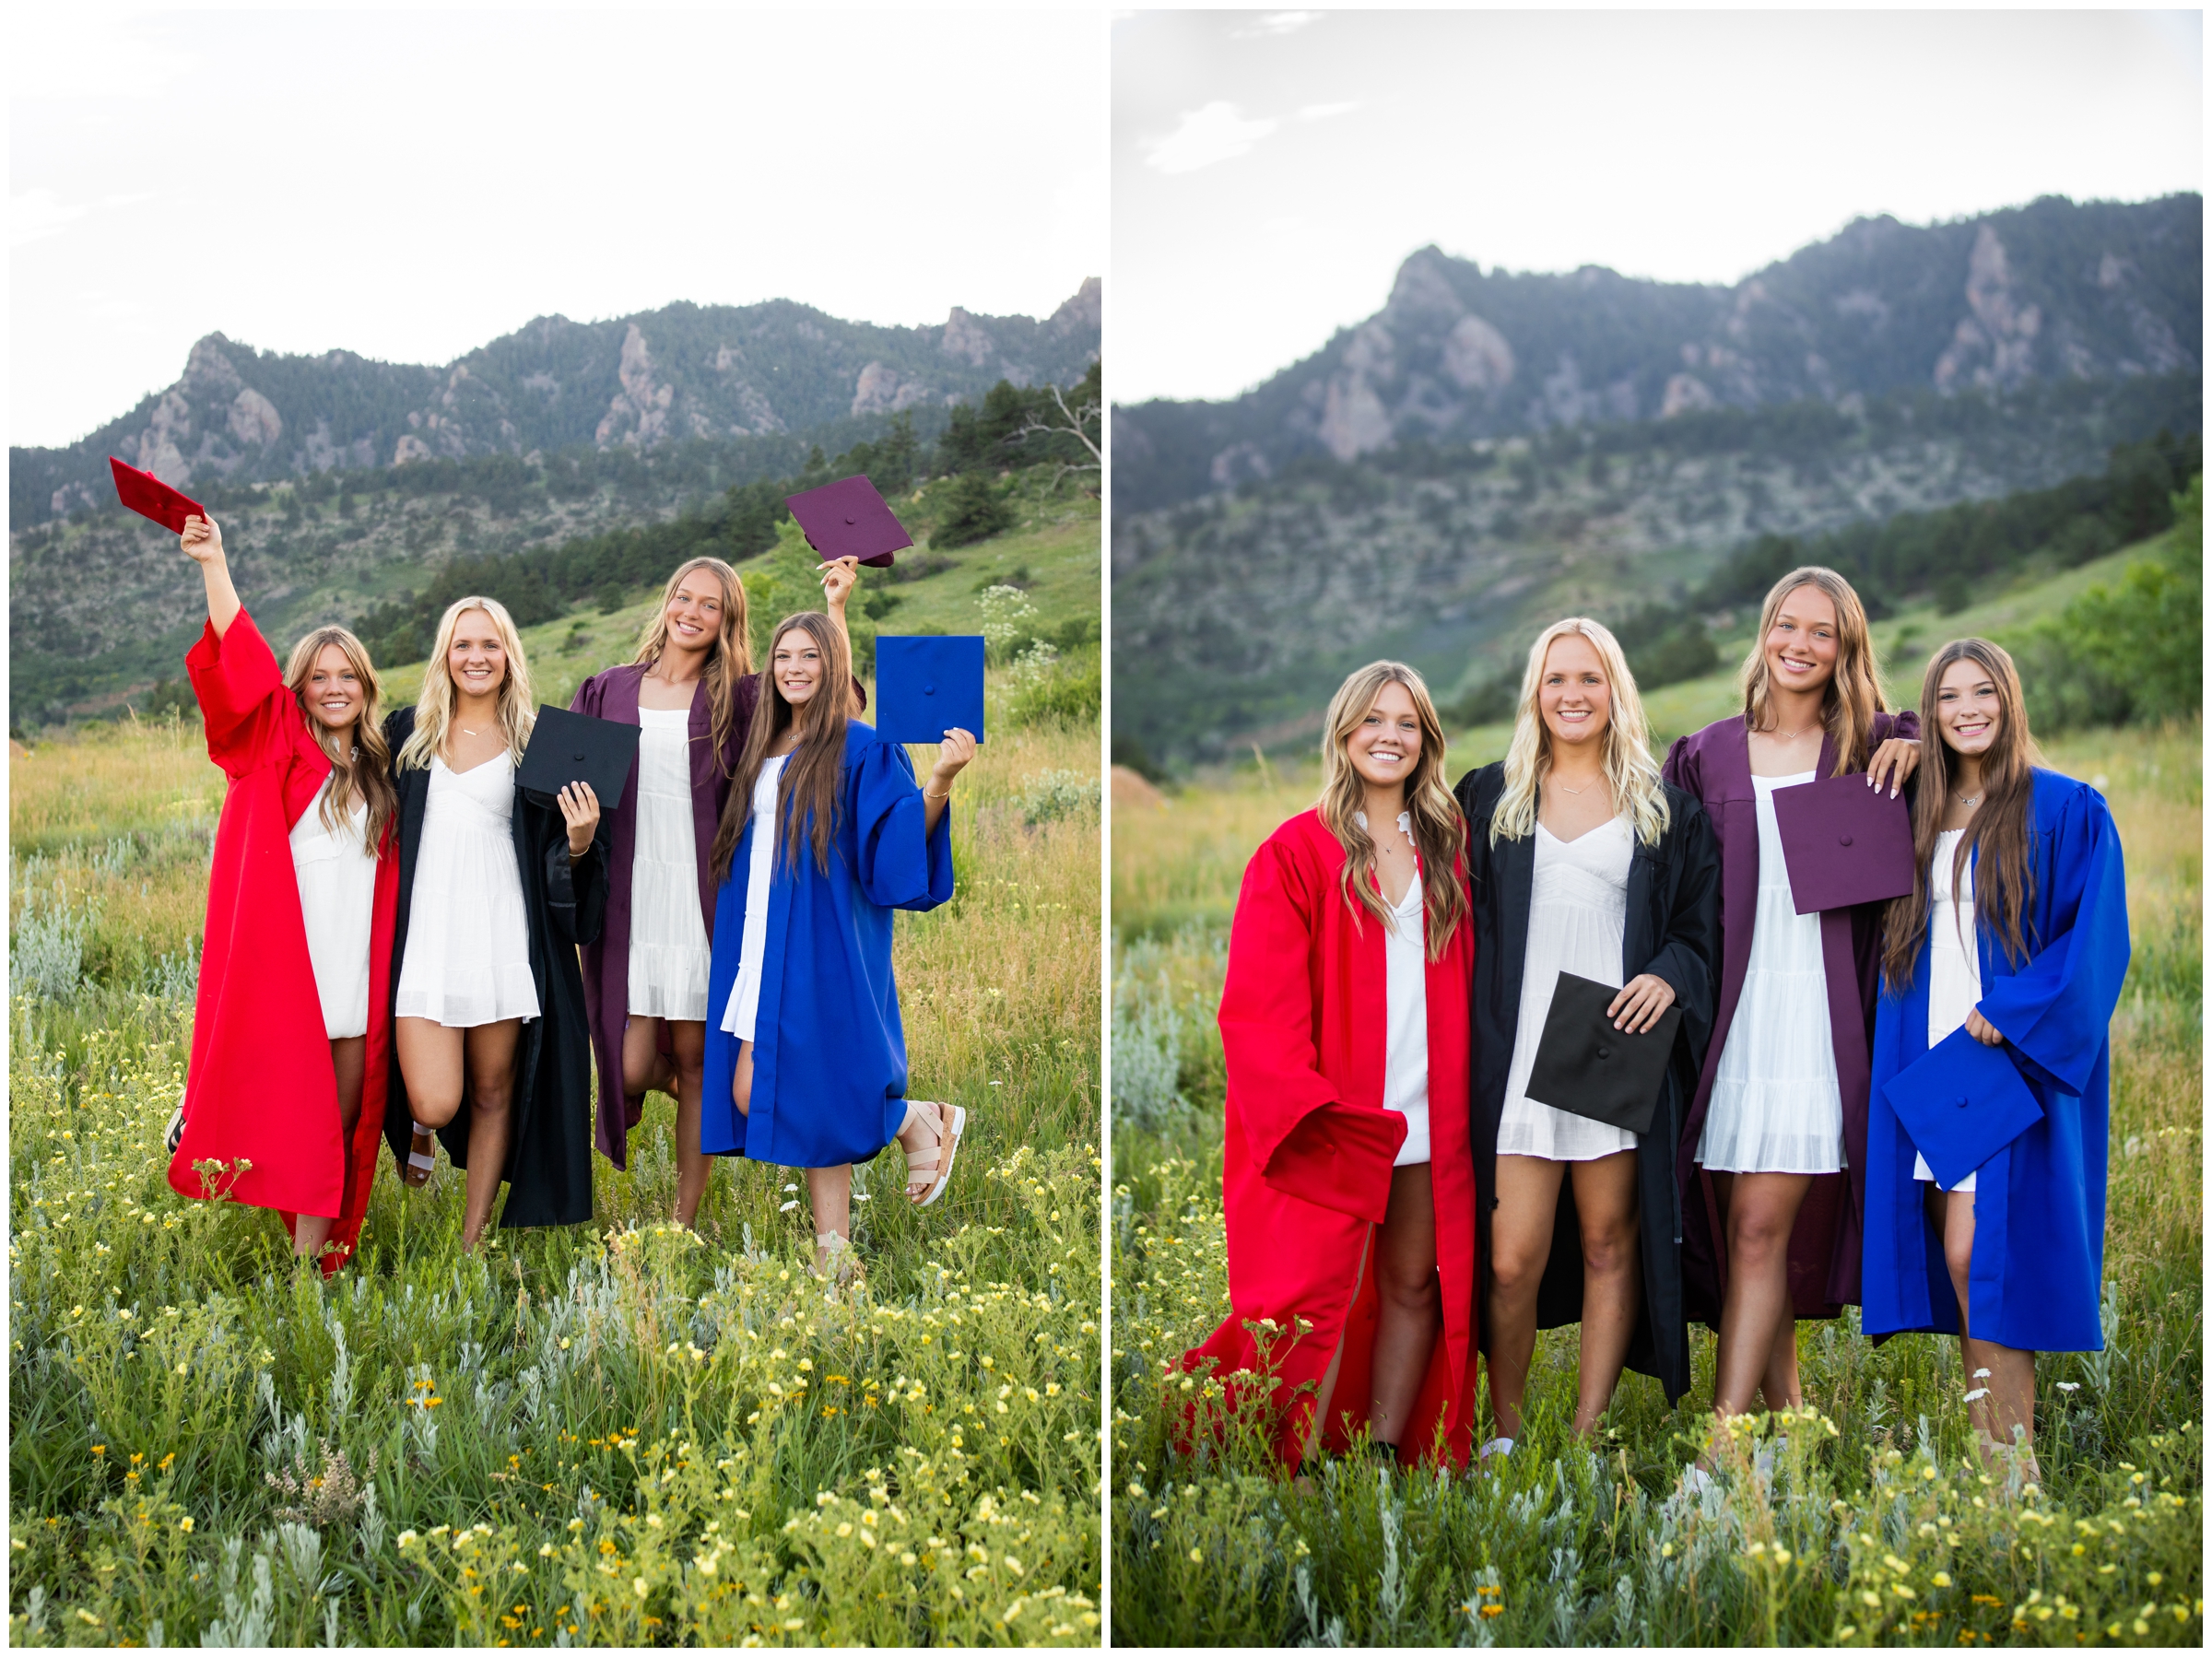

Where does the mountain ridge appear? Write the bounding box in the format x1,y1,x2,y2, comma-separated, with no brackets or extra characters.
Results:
15,280,1101,527
1112,195,2198,513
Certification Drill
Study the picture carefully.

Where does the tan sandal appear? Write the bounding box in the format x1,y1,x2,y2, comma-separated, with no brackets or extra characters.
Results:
403,1121,438,1188
898,1100,967,1207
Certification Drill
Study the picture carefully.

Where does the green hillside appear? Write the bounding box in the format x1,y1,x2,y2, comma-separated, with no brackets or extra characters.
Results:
1442,528,2178,767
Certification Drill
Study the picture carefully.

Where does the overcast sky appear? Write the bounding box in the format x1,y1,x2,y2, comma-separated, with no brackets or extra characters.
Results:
1113,9,2204,405
10,4,1106,449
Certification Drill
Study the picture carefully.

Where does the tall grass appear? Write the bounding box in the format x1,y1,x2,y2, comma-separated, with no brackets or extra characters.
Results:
8,701,1103,1647
1110,723,2201,1646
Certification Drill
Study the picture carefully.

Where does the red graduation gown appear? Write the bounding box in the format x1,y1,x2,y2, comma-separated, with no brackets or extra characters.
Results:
1182,810,1479,1469
171,610,398,1275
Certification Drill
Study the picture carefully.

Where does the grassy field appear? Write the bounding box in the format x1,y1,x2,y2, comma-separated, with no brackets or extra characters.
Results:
1109,722,2201,1646
8,561,1103,1642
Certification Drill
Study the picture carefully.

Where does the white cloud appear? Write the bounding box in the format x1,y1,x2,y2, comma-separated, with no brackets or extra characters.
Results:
1234,12,1322,39
1144,101,1280,176
1298,101,1359,122
10,190,89,249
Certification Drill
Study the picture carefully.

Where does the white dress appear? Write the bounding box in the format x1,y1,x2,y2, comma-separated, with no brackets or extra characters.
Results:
1914,828,1982,1193
1696,770,1845,1174
1497,816,1639,1161
1373,812,1430,1168
626,706,712,1021
393,755,541,1028
289,776,378,1040
719,756,789,1044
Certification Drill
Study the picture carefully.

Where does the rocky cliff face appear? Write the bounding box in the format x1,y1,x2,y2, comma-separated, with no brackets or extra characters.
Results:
1114,195,2200,513
17,283,1102,526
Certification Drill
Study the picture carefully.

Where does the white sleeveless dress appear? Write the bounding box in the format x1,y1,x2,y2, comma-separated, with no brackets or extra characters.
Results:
1360,810,1431,1168
626,705,712,1021
394,755,541,1028
1696,770,1846,1174
289,775,378,1040
719,756,790,1044
1497,816,1638,1161
1913,828,1982,1193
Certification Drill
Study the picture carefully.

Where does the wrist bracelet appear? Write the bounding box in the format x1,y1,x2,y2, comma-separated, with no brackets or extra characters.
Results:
924,785,951,801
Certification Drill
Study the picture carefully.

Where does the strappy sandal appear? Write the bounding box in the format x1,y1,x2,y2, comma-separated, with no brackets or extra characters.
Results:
403,1121,438,1188
899,1100,967,1207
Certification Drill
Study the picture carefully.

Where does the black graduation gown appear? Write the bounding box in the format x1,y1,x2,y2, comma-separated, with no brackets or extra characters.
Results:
1453,762,1722,1404
380,708,606,1229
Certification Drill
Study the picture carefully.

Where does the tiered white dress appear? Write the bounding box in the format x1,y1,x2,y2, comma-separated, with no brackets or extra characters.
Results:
1373,812,1431,1168
1696,770,1845,1174
719,756,789,1044
289,775,378,1040
1913,828,1982,1194
626,706,712,1021
394,755,541,1028
1497,815,1638,1161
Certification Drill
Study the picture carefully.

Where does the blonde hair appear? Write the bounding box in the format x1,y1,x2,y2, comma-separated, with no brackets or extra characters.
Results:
397,595,536,770
1492,617,1670,847
1315,661,1467,961
633,558,751,770
282,626,398,852
1737,566,1885,776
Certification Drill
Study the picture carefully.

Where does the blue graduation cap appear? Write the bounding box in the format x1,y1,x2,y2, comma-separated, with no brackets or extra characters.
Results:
874,634,986,746
1882,1028,2044,1191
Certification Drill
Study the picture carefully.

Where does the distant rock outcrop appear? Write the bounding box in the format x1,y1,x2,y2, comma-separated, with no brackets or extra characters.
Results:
14,281,1101,527
1114,194,2200,514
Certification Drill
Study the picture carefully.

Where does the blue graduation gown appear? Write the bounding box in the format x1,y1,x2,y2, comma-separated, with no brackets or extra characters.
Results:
701,723,955,1168
1864,770,2129,1352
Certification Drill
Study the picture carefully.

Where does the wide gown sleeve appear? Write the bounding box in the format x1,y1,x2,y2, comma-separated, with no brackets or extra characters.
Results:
1660,732,1701,798
544,834,609,949
1644,803,1722,1058
1218,838,1403,1224
1975,786,2129,1097
850,736,953,912
185,609,288,777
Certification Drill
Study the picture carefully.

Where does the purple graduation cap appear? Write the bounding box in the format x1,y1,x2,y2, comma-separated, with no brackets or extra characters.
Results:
1770,770,1917,915
1881,1028,2043,1190
783,475,911,569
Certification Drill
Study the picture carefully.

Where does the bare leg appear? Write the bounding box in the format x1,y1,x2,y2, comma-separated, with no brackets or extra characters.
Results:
806,1162,855,1279
294,1036,367,1261
1936,1186,2039,1482
1369,1163,1441,1451
1300,1228,1372,1464
397,1017,467,1130
1710,1170,1814,1417
663,1020,710,1227
1485,1155,1566,1442
1568,1151,1641,1436
620,1015,677,1122
457,1020,523,1251
732,1041,754,1117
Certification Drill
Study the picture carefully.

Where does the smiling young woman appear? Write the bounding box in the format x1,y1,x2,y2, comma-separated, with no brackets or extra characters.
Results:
1184,660,1479,1471
1455,619,1720,1454
699,612,976,1283
382,596,606,1252
569,554,863,1227
1661,566,1920,1454
166,513,401,1272
1864,639,2129,1485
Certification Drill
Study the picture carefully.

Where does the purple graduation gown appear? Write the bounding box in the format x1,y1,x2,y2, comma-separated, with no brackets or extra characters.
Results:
1661,710,1916,1322
570,663,863,1169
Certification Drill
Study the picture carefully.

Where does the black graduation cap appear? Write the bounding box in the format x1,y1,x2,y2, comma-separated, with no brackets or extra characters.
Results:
516,705,641,808
1524,970,1682,1135
1881,1028,2043,1191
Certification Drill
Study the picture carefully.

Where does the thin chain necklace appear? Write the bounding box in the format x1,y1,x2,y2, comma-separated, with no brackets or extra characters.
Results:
1955,788,1983,806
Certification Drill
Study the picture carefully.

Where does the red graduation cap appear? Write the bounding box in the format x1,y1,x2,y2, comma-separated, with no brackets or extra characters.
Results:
783,475,910,569
109,456,207,535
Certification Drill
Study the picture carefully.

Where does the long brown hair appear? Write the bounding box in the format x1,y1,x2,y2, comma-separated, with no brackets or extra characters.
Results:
1880,638,2041,990
633,557,750,770
396,596,535,770
1315,661,1467,961
283,626,398,852
710,612,855,881
1738,566,1886,777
